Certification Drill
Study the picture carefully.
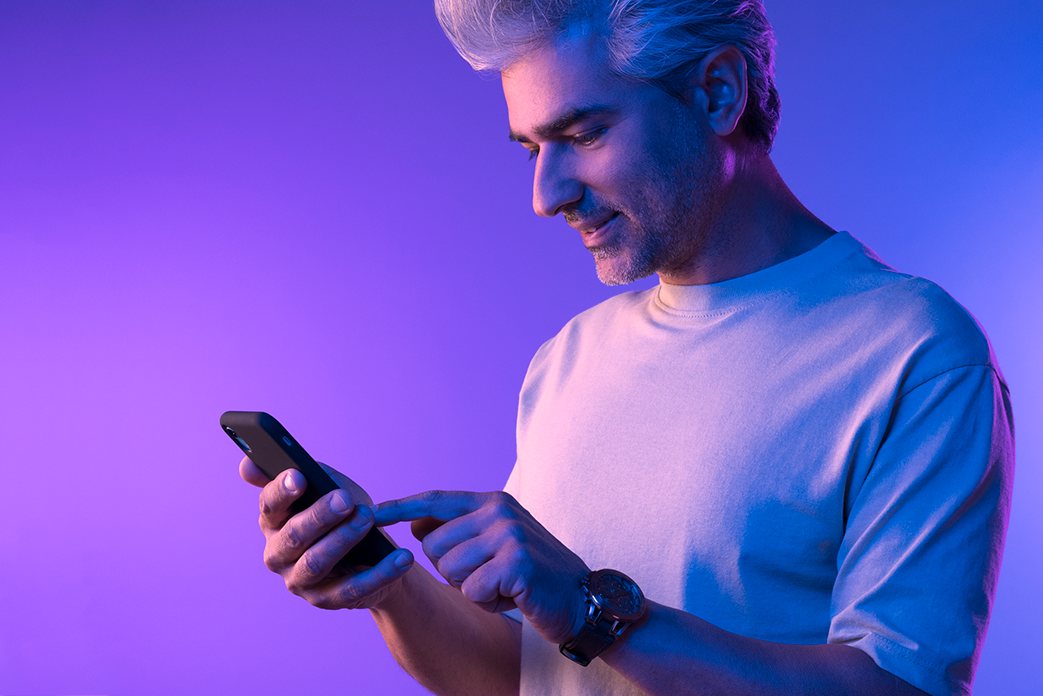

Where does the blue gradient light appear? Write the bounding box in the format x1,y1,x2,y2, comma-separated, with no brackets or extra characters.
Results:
0,2,1039,694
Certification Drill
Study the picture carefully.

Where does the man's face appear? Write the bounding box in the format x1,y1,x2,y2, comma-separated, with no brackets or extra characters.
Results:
502,23,728,286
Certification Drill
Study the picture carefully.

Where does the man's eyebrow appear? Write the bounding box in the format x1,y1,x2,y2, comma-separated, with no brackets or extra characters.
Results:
508,104,617,143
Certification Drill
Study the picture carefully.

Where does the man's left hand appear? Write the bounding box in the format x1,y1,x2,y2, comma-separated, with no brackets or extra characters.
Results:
375,490,590,645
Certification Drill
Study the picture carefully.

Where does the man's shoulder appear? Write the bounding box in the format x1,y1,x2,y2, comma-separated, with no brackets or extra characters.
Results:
831,256,997,373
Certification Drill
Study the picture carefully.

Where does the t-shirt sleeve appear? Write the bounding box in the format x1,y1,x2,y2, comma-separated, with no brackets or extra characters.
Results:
828,364,1014,696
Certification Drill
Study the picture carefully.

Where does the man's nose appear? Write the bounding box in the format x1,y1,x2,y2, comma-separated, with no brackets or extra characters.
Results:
532,147,583,218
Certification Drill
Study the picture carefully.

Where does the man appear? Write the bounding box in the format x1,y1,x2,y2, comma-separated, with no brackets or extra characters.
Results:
239,1,1014,694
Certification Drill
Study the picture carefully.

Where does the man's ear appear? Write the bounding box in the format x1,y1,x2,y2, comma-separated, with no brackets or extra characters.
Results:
689,45,749,138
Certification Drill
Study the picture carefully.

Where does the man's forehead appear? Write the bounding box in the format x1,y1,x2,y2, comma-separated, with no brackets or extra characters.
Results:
501,25,626,139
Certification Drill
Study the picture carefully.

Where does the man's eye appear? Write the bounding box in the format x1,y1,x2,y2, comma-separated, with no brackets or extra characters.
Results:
573,128,607,147
527,147,539,161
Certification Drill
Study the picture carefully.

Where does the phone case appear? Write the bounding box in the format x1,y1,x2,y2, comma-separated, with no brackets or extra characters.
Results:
220,410,396,569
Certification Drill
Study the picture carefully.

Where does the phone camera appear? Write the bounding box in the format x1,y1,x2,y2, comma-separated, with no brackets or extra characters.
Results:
224,426,252,453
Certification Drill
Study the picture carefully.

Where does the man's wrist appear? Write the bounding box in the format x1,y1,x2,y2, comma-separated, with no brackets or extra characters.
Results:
559,569,648,666
367,565,420,614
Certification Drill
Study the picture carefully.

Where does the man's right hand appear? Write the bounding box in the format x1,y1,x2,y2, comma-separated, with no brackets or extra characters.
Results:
239,456,414,610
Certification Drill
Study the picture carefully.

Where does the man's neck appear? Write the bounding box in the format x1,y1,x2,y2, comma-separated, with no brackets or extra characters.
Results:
660,155,835,286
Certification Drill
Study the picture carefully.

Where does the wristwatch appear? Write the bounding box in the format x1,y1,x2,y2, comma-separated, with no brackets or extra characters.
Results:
559,569,647,666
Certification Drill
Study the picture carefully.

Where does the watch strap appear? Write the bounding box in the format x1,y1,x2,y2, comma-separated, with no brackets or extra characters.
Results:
559,569,644,666
559,606,618,666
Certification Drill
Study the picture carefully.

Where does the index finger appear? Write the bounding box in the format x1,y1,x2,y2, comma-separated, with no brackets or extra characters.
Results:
374,490,485,526
257,469,306,531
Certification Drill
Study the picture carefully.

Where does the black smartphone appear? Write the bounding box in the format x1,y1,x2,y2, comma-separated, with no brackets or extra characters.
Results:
220,410,396,570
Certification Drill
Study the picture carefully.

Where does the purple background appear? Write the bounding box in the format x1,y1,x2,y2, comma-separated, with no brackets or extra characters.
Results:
1,1,1040,694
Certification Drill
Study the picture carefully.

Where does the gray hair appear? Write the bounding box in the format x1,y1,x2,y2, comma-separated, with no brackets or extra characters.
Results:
434,0,781,151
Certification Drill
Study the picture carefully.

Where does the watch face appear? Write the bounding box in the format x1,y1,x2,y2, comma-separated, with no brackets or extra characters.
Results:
590,570,645,622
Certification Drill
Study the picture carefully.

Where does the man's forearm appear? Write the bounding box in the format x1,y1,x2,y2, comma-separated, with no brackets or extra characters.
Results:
369,564,521,696
600,601,927,696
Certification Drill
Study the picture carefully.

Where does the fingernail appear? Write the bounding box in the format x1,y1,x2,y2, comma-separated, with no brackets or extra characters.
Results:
283,471,299,493
394,551,412,569
330,491,350,514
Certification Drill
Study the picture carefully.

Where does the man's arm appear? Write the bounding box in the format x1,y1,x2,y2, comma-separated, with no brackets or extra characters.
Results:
377,490,934,696
369,565,520,696
373,571,919,696
600,600,927,696
240,457,520,696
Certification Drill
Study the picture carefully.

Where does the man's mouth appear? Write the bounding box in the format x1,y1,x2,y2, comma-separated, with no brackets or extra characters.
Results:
579,212,620,246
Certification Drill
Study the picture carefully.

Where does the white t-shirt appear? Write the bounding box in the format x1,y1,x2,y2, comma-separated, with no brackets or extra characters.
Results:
504,232,1014,696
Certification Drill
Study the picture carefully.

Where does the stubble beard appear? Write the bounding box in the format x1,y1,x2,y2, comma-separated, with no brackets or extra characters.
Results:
591,139,726,287
590,177,719,287
590,214,670,286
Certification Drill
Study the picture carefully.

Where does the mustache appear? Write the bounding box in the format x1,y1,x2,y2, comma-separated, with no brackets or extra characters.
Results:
563,206,617,226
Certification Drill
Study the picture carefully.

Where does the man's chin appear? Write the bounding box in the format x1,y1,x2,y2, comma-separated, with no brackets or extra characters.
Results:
592,253,653,286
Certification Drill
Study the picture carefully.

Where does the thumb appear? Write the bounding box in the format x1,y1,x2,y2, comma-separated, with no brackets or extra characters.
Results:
238,456,270,488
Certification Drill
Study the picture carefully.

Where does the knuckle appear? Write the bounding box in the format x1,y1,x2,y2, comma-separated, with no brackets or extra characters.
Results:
311,594,337,610
263,546,280,572
329,526,360,560
298,550,325,581
283,526,303,550
311,503,332,528
490,517,524,544
459,575,485,601
261,479,288,510
333,521,359,546
505,522,526,544
505,541,529,568
487,491,517,517
421,535,441,563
